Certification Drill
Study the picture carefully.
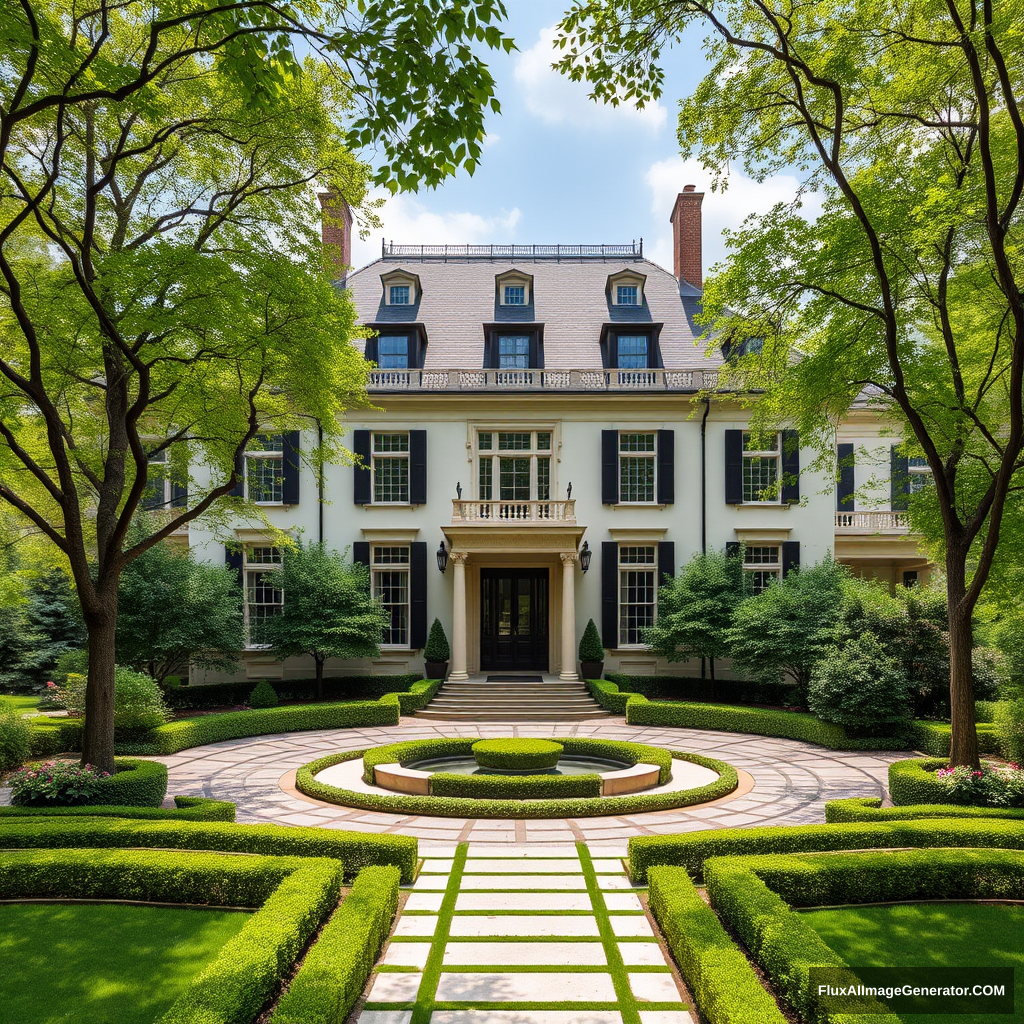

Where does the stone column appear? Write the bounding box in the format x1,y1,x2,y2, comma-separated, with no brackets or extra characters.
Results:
559,552,579,680
449,552,469,681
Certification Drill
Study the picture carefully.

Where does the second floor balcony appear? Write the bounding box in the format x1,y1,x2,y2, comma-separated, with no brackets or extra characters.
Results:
368,367,722,393
452,498,576,524
835,510,910,534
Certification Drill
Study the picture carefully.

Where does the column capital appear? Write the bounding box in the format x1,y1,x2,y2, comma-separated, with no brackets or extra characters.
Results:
451,550,469,564
560,551,577,565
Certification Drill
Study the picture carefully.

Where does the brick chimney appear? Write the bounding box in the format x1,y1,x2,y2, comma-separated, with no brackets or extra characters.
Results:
317,192,352,281
669,184,704,289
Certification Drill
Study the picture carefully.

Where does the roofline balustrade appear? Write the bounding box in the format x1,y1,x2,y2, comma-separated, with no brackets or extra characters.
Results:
367,368,724,392
382,242,643,259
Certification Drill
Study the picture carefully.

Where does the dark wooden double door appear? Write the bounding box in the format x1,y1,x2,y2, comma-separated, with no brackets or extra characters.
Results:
480,569,549,672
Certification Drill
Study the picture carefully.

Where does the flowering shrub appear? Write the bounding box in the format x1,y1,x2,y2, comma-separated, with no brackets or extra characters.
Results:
47,674,87,715
10,760,110,806
935,762,1024,807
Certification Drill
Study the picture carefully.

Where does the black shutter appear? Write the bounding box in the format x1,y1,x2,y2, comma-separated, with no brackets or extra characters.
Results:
483,333,496,368
658,541,675,582
229,448,245,497
364,337,379,365
353,430,371,505
782,541,800,577
409,430,427,505
725,430,744,504
725,541,741,559
602,541,618,649
407,335,418,369
353,542,370,568
602,430,619,504
781,429,800,503
282,431,300,505
657,429,675,504
529,333,544,369
410,541,427,648
603,334,618,369
837,442,855,510
170,481,187,508
225,547,244,591
891,445,910,511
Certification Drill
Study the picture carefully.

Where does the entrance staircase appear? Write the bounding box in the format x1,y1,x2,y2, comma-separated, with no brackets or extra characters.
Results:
415,676,613,722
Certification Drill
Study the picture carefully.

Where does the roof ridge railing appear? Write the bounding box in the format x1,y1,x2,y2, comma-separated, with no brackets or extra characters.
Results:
381,241,644,258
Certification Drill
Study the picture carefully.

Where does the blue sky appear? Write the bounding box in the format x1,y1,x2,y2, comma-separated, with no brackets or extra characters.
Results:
350,2,811,277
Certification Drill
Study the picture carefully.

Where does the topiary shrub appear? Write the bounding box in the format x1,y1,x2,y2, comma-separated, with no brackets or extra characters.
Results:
424,619,450,662
0,703,31,770
996,697,1024,763
472,738,564,771
579,619,604,662
248,679,279,708
113,667,170,732
808,632,913,736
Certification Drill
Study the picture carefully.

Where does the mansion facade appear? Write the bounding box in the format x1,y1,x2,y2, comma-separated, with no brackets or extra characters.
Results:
186,187,930,683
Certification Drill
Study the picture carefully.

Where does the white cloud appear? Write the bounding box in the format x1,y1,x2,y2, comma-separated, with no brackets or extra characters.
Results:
644,157,823,274
513,26,667,131
351,193,522,269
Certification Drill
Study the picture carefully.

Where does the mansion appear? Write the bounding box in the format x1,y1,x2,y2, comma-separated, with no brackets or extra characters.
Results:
187,187,930,683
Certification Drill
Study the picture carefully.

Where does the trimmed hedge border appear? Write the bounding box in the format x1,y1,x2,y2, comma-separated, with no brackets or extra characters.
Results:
162,673,422,709
705,848,1024,1024
588,679,910,750
627,816,1024,884
824,795,1024,824
269,865,400,1024
300,745,735,819
0,816,418,883
648,865,787,1024
27,719,84,756
911,720,1002,755
430,771,600,799
12,757,168,808
397,678,442,714
0,847,342,1024
0,795,235,822
472,738,564,771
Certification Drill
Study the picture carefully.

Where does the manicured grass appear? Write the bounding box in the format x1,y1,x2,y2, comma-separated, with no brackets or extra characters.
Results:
0,695,41,713
0,901,251,1024
801,902,1024,1024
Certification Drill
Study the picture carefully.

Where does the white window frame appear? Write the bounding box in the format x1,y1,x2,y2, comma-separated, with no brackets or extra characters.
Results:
618,544,657,648
245,435,284,505
371,432,410,504
474,428,554,503
377,335,410,369
908,456,932,494
742,430,782,504
389,284,410,305
616,334,650,369
618,432,657,505
497,334,530,369
244,545,283,648
496,273,532,305
742,545,781,594
143,448,172,508
616,284,639,306
372,544,411,648
503,284,525,305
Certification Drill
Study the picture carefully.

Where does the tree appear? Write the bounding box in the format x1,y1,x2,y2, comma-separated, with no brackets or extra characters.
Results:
0,1,513,772
727,557,849,702
556,0,1024,767
642,549,743,679
258,540,389,699
116,542,244,684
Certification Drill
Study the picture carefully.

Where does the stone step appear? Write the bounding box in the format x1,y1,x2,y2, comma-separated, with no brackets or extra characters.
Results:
414,709,613,721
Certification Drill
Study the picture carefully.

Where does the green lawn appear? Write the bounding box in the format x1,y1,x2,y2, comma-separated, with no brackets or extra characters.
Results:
0,901,251,1024
1,695,42,714
801,902,1024,1024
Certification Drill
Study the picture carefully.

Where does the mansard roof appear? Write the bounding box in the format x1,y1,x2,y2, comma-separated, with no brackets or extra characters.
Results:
344,249,722,372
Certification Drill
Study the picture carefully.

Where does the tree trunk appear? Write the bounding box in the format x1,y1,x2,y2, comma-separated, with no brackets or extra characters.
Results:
315,655,324,702
946,552,980,769
81,600,118,775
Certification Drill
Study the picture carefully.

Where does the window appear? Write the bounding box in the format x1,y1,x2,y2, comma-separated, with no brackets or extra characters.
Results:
246,434,284,504
619,433,656,503
378,336,409,369
477,430,552,504
143,449,170,509
617,335,649,369
504,285,525,305
244,546,283,646
389,285,410,305
372,432,409,503
908,456,932,493
372,545,410,646
616,284,638,306
742,431,781,503
497,335,530,369
743,546,781,594
619,545,656,646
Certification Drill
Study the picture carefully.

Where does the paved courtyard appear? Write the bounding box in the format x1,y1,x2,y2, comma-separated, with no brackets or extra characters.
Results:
158,719,907,850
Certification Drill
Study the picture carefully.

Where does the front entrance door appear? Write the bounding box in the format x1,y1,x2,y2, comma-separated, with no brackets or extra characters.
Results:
480,569,549,672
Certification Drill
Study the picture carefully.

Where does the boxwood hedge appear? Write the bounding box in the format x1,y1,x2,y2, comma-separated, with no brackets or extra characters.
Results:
0,816,418,883
889,757,959,805
472,738,564,770
627,816,1024,884
705,848,1024,1024
397,678,442,714
824,795,1024,824
648,865,787,1024
12,756,168,808
269,865,400,1024
0,795,235,822
302,747,734,818
161,674,421,709
429,771,601,799
911,720,1002,755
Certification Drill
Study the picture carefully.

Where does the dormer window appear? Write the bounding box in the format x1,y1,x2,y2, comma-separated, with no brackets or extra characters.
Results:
617,285,638,306
504,285,525,305
389,285,410,305
495,269,533,306
608,269,647,306
617,335,649,368
381,269,420,306
483,326,544,369
378,335,409,369
498,335,530,369
599,324,663,369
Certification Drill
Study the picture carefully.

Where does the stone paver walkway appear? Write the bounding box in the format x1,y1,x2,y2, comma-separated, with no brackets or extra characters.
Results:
357,842,691,1024
155,719,906,849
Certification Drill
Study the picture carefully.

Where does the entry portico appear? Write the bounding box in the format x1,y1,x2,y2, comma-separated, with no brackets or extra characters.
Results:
443,498,586,681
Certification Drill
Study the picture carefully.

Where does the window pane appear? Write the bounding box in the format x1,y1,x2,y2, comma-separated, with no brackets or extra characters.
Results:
745,569,779,595
373,433,409,453
247,455,283,502
499,458,530,500
374,569,409,645
498,432,531,451
536,432,552,451
251,434,284,452
498,335,530,369
247,546,282,565
744,546,780,565
372,546,409,565
620,456,655,502
619,568,655,645
617,335,648,368
616,284,638,305
537,457,550,501
619,546,656,565
619,432,656,453
504,285,525,305
378,336,409,369
742,456,778,502
247,570,283,645
373,458,409,502
743,430,779,453
389,285,410,304
478,457,493,500
478,432,493,451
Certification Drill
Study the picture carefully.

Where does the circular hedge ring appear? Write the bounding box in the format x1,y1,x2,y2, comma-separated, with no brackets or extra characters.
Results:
472,738,564,771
